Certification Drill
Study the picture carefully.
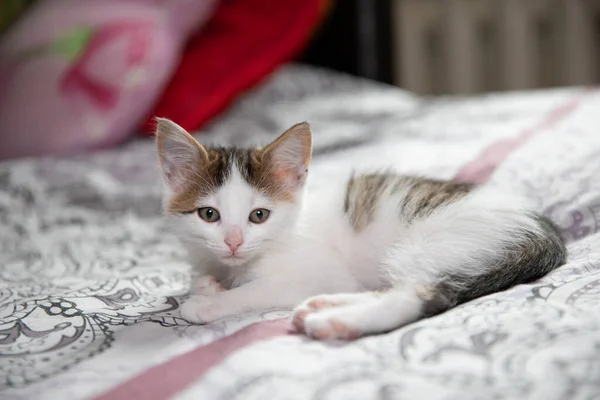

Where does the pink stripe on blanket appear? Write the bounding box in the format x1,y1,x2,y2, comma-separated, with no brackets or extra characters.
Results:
93,318,292,400
454,89,593,184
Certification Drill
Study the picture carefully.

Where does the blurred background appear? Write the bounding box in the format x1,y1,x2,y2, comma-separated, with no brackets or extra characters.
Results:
1,0,599,160
304,0,600,94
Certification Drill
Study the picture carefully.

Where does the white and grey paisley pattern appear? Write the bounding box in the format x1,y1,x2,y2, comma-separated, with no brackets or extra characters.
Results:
2,65,600,399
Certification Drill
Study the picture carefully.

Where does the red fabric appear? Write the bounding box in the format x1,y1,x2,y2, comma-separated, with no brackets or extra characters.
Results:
140,0,329,135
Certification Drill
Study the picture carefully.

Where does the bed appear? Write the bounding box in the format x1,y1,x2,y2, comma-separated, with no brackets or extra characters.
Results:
1,65,599,400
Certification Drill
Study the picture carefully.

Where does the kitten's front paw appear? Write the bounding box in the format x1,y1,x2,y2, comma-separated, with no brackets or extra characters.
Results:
179,295,223,324
192,275,224,295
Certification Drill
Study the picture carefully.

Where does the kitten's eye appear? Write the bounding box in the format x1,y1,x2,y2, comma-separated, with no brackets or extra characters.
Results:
249,208,270,224
198,207,220,223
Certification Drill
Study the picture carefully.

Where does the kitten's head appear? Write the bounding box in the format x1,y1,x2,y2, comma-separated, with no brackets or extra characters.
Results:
155,118,312,266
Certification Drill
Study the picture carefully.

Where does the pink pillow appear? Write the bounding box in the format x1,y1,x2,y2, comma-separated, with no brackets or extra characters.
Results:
0,0,219,160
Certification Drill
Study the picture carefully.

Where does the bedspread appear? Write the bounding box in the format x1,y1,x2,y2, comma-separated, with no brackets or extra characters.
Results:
1,65,600,400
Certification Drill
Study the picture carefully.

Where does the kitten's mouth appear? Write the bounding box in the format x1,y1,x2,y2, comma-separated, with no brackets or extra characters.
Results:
222,253,246,265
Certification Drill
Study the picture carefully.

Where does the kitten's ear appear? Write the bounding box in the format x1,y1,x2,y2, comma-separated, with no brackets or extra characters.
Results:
155,118,208,192
263,122,312,189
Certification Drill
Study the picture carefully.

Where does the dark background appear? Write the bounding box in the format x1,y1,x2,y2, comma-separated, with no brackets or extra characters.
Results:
301,0,394,84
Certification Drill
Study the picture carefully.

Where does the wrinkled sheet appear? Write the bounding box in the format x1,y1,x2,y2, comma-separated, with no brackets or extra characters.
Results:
1,65,599,400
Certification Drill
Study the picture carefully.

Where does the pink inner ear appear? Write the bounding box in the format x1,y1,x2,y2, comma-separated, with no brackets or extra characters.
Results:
274,168,291,181
273,167,307,189
163,159,195,192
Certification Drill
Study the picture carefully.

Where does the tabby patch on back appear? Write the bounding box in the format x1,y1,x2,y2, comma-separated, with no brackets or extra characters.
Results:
344,173,475,231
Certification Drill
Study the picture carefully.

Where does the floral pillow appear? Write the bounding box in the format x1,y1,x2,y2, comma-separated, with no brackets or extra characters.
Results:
0,0,219,160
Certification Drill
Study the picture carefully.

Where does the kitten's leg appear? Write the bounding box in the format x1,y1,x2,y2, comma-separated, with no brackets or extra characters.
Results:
292,288,425,340
191,275,224,295
180,276,335,324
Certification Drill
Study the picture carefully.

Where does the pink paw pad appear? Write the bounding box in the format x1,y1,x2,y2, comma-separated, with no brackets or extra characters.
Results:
292,309,310,332
309,327,334,340
329,320,361,340
307,319,361,341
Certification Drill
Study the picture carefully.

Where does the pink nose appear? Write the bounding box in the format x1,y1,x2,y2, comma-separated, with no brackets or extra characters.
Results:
224,232,244,253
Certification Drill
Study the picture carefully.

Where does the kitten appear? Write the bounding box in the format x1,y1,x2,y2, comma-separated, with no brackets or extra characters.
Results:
155,118,566,340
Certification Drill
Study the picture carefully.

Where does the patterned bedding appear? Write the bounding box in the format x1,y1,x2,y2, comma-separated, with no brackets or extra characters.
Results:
1,65,599,400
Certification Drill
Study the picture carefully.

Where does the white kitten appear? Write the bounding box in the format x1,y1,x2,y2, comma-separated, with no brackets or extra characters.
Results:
156,118,566,340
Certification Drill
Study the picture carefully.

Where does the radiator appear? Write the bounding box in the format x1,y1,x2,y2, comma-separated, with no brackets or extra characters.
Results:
392,0,600,94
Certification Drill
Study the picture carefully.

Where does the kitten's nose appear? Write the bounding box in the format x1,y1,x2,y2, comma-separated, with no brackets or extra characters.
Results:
224,230,244,253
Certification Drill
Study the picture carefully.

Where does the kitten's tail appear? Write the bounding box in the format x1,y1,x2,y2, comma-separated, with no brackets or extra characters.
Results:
421,213,566,317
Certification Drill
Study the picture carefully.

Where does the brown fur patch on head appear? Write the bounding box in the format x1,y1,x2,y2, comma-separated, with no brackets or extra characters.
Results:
159,121,313,214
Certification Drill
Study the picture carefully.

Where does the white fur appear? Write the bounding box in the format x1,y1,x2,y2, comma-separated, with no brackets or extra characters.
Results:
168,166,536,337
157,119,539,339
289,187,540,340
173,165,299,268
